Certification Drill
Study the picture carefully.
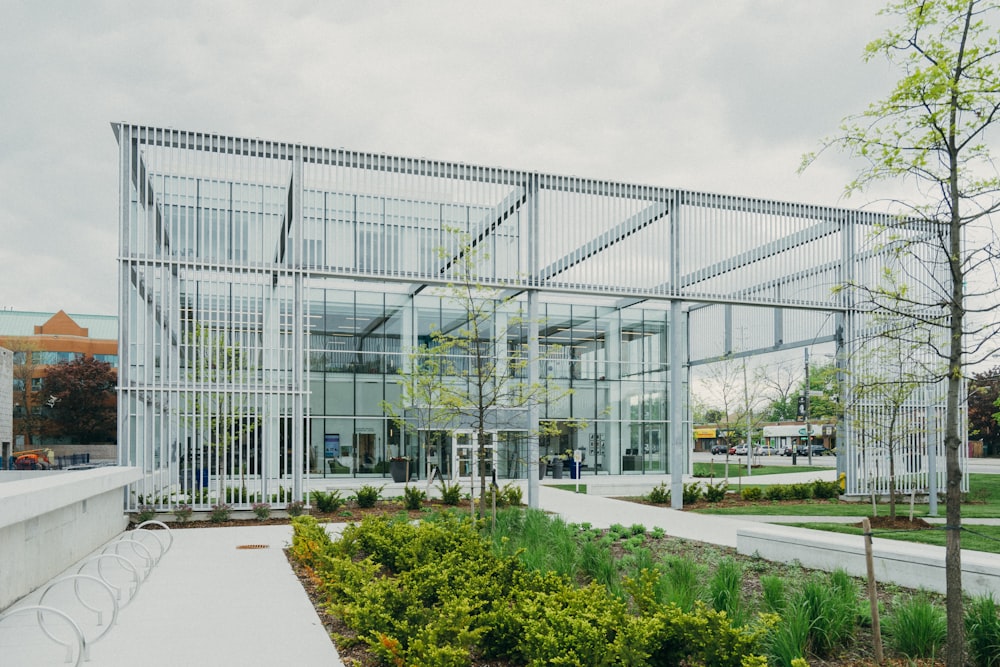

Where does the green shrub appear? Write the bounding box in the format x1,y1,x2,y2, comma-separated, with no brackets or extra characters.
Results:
355,484,383,508
499,482,523,506
646,482,671,504
403,485,426,510
812,479,840,499
172,504,193,523
252,502,271,520
966,594,1000,667
789,483,814,500
286,499,306,517
703,480,729,503
883,593,946,659
291,509,785,667
765,485,790,501
311,489,345,513
741,486,763,501
682,481,703,505
136,504,156,523
438,481,463,505
649,601,775,667
209,503,232,523
288,515,335,565
513,583,630,665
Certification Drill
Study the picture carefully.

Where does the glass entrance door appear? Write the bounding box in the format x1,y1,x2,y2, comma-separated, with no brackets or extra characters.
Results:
451,430,497,484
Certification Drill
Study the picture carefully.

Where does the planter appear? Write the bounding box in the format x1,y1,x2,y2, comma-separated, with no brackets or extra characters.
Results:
551,459,564,479
568,461,581,479
389,459,409,483
538,461,547,480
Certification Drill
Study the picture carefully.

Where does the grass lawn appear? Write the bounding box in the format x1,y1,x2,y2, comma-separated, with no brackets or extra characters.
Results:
692,461,827,477
691,474,1000,518
790,521,1000,555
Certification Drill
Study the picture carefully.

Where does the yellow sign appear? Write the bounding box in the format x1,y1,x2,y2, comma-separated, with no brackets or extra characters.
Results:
693,428,717,439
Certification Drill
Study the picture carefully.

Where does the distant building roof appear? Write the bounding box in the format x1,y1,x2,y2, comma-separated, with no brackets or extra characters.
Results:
0,310,117,340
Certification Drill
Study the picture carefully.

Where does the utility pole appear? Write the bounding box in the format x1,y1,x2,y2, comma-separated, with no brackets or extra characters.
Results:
805,348,812,465
743,355,752,476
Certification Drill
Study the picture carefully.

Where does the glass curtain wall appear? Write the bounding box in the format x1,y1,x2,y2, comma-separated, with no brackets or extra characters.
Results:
305,292,670,481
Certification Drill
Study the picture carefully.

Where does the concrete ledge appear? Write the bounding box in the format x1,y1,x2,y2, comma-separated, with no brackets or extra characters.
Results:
0,466,141,610
737,523,1000,597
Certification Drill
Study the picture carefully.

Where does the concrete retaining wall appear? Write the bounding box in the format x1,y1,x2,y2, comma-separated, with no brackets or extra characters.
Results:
0,466,141,610
737,523,1000,597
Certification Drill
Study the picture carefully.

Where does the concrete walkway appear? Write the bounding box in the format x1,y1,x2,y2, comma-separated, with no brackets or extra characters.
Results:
2,524,345,667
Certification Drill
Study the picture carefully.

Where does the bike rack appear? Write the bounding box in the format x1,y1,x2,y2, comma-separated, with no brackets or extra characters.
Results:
77,553,142,607
0,605,86,666
122,528,165,566
135,520,174,553
38,574,119,656
0,521,172,665
102,538,155,580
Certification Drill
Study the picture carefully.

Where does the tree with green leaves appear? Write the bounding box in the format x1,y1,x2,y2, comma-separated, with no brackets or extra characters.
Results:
8,338,45,447
383,228,575,509
801,2,1000,662
847,326,930,520
185,322,259,501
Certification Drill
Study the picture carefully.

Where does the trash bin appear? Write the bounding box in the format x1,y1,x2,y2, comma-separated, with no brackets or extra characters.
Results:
568,461,581,479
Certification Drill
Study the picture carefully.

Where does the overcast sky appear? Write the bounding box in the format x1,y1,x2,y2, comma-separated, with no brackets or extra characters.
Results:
0,1,900,316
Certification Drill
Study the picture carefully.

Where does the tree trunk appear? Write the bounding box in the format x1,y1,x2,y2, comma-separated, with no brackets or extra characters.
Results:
944,100,964,667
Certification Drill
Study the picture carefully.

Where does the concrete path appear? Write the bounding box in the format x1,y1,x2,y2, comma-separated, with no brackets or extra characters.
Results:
2,524,344,667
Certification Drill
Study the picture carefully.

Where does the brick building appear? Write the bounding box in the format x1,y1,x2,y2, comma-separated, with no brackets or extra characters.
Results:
0,310,117,449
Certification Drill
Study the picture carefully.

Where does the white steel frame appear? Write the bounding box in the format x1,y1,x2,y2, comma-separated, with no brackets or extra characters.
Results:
114,123,964,511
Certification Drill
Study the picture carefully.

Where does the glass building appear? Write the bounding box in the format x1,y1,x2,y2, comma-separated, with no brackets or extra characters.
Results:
114,123,963,511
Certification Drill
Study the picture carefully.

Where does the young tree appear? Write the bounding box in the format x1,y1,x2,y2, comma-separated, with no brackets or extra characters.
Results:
848,331,928,520
757,361,801,422
698,355,769,465
384,229,574,509
8,337,46,447
381,342,459,481
185,322,259,501
44,356,117,443
802,2,1000,661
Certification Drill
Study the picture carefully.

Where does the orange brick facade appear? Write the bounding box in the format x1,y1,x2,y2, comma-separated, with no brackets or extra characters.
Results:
1,310,117,448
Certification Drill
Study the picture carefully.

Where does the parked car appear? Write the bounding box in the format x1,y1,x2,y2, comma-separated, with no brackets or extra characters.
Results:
728,446,737,455
754,445,777,456
710,444,728,455
795,444,827,456
733,444,749,456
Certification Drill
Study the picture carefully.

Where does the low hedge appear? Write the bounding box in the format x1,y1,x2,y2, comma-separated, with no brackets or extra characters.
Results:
290,513,773,666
